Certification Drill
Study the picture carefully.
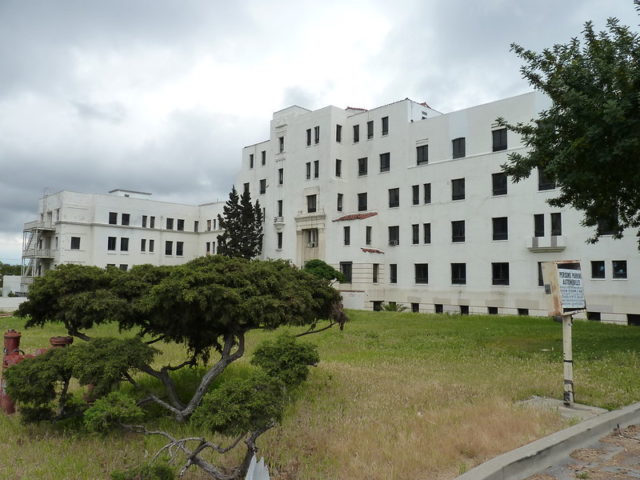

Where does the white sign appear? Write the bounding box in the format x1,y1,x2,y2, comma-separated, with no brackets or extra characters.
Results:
558,267,585,310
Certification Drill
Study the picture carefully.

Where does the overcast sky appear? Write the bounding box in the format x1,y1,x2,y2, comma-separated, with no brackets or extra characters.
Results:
1,0,638,264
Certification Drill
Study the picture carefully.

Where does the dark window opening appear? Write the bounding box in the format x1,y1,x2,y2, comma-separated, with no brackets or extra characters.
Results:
314,160,319,178
415,263,428,284
452,137,465,159
344,226,350,246
492,128,507,151
538,167,556,190
423,223,431,244
107,237,116,251
587,311,601,322
518,308,529,316
551,213,562,236
358,157,368,176
165,241,173,255
492,172,507,195
389,264,397,283
388,187,399,208
628,314,640,326
109,212,117,225
452,220,465,242
279,168,284,184
306,194,317,213
340,262,352,283
120,237,128,252
591,260,605,279
336,124,342,142
259,179,267,194
612,260,627,279
353,124,360,143
166,218,174,230
306,128,311,146
534,214,545,237
70,236,81,250
176,241,184,256
452,178,465,200
337,193,343,212
366,226,372,245
388,226,399,246
373,301,383,311
121,213,130,226
412,224,419,244
492,217,508,241
367,120,373,139
177,219,184,231
492,262,510,285
380,152,390,172
412,185,419,205
488,306,498,315
411,303,419,313
335,159,342,177
417,145,428,165
451,263,466,285
424,183,431,204
358,192,367,211
460,305,469,315
435,304,443,314
381,116,389,135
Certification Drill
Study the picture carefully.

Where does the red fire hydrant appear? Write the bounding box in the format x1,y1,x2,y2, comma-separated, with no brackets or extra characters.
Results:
1,329,25,414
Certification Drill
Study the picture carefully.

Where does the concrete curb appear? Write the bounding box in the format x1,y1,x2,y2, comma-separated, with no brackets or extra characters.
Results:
456,401,640,480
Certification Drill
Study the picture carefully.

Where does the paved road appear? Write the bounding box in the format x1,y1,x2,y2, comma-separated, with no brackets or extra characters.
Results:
526,424,640,480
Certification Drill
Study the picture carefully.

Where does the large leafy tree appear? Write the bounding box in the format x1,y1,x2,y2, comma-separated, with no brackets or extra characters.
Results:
217,186,263,259
11,256,347,479
500,3,640,246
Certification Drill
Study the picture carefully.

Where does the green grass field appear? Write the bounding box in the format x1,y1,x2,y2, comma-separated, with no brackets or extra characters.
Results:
1,311,639,479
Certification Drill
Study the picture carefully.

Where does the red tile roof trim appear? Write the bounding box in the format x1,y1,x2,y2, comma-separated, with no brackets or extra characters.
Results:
361,248,384,254
333,212,378,222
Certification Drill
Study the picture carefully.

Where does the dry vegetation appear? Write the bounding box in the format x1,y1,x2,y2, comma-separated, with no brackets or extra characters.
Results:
1,310,639,479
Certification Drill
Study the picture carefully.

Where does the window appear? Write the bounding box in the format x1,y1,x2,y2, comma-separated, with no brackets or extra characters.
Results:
415,264,428,284
142,215,147,228
492,173,507,195
313,160,319,178
121,213,130,226
591,261,605,279
492,128,507,151
340,262,352,283
249,153,254,168
389,264,397,283
411,303,419,313
353,124,360,143
337,193,343,212
367,120,373,139
141,239,146,252
259,179,266,194
307,194,317,213
108,237,116,251
538,262,544,286
423,223,431,244
344,226,350,246
149,216,155,228
612,260,627,279
206,242,210,254
306,229,318,248
452,263,466,285
412,185,419,205
306,162,311,179
379,153,390,172
149,239,154,253
373,301,383,311
70,236,80,250
373,263,379,283
306,129,311,146
109,212,117,225
278,168,284,185
424,183,431,204
518,308,529,316
538,167,556,190
492,217,508,240
177,219,184,231
243,183,250,194
587,312,601,321
211,241,216,254
207,219,212,231
106,264,116,268
358,157,368,176
551,213,562,236
388,188,399,208
412,224,419,244
278,136,284,153
452,137,466,159
416,145,428,165
452,220,465,242
492,262,510,285
534,214,545,237
261,150,266,165
335,159,342,177
120,237,129,252
314,126,320,144
194,221,199,232
165,241,173,255
365,226,372,245
277,232,283,250
166,218,174,230
381,116,389,135
452,178,465,200
597,218,616,236
119,264,128,271
388,226,399,245
358,192,367,211
435,304,443,313
336,124,342,142
277,200,283,217
176,241,184,256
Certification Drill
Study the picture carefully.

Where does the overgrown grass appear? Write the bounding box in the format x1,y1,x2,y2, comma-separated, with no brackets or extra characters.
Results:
1,311,639,479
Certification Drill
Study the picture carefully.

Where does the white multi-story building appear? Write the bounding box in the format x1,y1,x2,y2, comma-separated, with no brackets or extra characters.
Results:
21,189,224,290
22,92,639,324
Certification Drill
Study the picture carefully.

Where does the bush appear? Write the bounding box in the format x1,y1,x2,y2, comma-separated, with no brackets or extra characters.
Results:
84,392,144,432
303,259,345,282
251,334,319,388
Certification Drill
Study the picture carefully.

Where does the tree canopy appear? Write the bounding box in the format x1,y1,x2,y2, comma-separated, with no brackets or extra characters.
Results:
11,256,346,478
216,186,263,259
500,4,640,246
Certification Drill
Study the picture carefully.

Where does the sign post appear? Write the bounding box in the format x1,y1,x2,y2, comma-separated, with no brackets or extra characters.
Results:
542,261,586,407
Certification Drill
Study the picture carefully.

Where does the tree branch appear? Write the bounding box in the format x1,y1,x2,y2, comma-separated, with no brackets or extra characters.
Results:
138,364,186,412
296,320,336,337
145,335,166,345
